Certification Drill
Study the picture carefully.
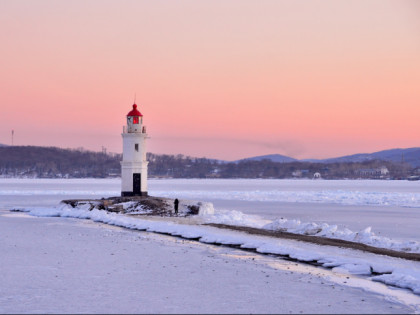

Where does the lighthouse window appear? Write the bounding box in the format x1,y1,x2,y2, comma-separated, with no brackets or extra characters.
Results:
133,116,139,124
135,144,139,152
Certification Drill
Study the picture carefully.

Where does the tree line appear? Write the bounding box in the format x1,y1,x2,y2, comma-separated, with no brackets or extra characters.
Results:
0,146,120,178
0,146,416,179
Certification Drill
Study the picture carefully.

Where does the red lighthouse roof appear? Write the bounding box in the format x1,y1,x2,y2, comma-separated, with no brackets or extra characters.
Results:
127,104,143,117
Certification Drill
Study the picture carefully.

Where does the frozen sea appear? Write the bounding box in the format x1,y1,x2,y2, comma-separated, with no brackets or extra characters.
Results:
1,178,419,242
1,178,420,313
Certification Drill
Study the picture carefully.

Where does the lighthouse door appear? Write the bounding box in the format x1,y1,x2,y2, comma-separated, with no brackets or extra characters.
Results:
133,173,141,195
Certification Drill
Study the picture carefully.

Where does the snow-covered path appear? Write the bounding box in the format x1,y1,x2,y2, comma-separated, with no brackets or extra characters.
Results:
0,211,417,314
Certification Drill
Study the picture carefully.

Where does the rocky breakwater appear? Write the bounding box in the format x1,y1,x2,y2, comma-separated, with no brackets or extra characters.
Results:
61,196,215,217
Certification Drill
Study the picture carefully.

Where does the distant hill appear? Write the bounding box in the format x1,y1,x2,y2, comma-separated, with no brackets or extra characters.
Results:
0,143,8,147
244,147,420,168
0,145,418,179
317,148,420,167
237,154,297,163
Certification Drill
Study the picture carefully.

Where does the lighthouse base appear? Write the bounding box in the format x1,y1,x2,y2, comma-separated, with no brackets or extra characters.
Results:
121,191,148,197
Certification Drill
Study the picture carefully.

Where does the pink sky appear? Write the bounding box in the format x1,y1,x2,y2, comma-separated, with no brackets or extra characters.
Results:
0,0,419,160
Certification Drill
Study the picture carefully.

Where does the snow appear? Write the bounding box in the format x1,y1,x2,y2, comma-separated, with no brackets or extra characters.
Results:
2,212,417,314
3,178,420,208
149,178,420,208
1,178,420,313
2,178,419,241
261,218,420,254
12,203,420,297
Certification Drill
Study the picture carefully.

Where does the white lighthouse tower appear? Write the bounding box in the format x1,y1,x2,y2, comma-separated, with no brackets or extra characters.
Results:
121,103,148,196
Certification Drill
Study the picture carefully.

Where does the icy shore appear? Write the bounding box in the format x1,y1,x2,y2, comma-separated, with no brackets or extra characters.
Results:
2,211,417,314
14,202,420,296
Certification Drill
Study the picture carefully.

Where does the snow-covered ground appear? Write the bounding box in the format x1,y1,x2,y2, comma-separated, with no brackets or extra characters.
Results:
2,211,418,314
2,178,419,240
1,178,420,313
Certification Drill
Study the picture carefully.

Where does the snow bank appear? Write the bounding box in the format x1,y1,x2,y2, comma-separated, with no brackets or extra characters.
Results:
372,270,420,294
15,199,419,254
260,217,420,254
15,204,420,295
170,200,215,216
202,210,271,228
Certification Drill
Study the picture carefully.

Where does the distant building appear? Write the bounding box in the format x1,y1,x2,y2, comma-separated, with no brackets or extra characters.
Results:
412,168,420,175
292,170,302,177
356,166,389,179
380,166,389,176
292,169,310,178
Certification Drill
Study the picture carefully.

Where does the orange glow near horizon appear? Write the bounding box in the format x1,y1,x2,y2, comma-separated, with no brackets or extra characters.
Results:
0,1,419,160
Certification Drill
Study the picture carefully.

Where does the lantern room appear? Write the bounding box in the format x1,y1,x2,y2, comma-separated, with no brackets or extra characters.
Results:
126,103,143,133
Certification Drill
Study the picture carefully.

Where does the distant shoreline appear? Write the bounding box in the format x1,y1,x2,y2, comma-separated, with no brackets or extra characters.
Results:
0,177,419,181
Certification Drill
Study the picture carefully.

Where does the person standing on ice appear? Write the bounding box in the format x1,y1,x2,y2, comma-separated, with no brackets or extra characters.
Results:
174,198,179,215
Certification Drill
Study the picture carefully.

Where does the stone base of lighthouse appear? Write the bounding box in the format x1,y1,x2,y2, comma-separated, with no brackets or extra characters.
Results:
121,162,148,197
121,191,148,197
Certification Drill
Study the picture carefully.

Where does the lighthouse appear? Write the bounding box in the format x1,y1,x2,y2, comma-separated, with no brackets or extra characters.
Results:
121,103,148,196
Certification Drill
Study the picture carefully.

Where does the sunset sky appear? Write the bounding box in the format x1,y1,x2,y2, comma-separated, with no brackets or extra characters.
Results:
1,0,419,160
